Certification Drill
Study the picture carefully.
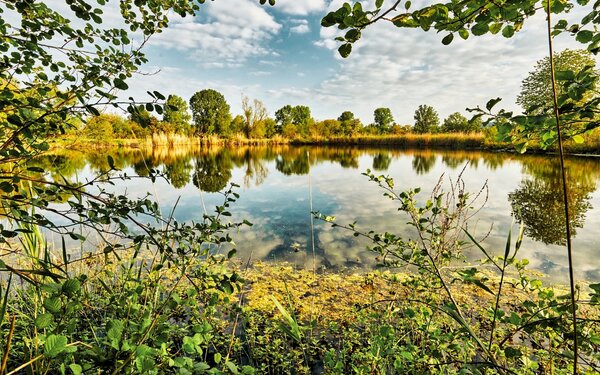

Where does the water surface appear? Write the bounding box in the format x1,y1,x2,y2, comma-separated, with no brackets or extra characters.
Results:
36,145,600,284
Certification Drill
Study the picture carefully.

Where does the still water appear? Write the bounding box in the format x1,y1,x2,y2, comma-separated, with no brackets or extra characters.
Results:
37,145,600,284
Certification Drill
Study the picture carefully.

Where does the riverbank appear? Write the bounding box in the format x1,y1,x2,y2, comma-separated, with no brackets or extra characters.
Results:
51,130,600,156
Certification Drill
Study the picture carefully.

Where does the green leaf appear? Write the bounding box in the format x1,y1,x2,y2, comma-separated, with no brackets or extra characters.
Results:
375,0,383,8
338,43,352,58
113,78,128,90
502,25,515,38
486,97,502,111
441,33,453,45
572,134,585,143
35,313,54,329
555,70,575,81
576,30,594,43
489,23,502,34
62,279,81,296
471,23,489,36
69,364,83,375
44,335,68,358
458,29,469,40
225,361,239,374
44,297,62,313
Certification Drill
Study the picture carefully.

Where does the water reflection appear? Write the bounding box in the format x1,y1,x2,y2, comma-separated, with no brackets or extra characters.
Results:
412,153,437,175
509,157,596,245
192,150,233,193
28,145,600,281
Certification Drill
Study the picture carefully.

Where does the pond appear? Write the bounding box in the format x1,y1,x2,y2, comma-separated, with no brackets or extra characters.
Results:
35,144,600,285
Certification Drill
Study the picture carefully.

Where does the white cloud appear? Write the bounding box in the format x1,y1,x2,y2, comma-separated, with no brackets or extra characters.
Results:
275,0,328,15
290,19,310,34
151,0,282,67
310,5,600,124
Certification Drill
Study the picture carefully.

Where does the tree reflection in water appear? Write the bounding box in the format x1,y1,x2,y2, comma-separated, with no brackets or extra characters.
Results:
509,157,596,245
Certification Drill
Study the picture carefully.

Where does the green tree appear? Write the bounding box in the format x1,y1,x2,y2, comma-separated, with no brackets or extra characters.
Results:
338,111,362,135
373,107,394,134
163,94,191,133
275,105,294,132
338,111,355,123
189,89,232,135
84,115,114,141
263,118,278,138
517,49,597,115
441,112,480,133
242,95,269,138
413,105,440,134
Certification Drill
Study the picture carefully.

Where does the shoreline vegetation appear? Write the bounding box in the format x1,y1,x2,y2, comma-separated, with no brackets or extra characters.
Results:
52,129,600,156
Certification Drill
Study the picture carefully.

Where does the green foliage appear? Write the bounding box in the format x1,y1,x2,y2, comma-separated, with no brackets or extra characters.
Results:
517,49,597,115
274,104,312,137
83,115,114,141
373,107,394,134
163,94,192,134
442,112,481,133
413,104,440,133
189,89,232,135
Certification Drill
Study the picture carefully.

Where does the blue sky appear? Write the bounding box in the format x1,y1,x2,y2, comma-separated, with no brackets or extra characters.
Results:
122,0,594,125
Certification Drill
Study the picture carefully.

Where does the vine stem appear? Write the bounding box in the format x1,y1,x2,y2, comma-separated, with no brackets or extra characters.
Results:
545,2,578,373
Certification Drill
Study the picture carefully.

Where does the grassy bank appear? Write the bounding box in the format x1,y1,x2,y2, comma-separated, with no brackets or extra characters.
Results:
2,248,598,374
51,130,600,156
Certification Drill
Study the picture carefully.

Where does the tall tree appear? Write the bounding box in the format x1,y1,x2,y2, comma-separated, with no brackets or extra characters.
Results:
373,107,394,134
517,49,597,114
338,111,362,135
291,105,312,132
189,89,231,135
413,105,440,134
242,95,269,138
163,94,191,133
275,105,294,131
441,112,481,133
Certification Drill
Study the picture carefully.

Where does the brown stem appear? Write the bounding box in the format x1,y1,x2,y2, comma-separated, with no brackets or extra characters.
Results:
0,315,16,374
545,2,578,374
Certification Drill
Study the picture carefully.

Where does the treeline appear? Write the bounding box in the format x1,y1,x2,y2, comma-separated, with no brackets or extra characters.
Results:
80,89,484,141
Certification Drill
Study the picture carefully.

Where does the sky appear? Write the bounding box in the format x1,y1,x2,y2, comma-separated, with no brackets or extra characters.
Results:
119,0,596,125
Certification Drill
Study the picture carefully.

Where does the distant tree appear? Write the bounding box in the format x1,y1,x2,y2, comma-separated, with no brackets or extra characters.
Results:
84,115,114,141
230,115,246,134
517,49,597,114
338,111,355,122
291,105,311,125
373,107,394,134
441,112,473,133
413,105,440,134
189,89,231,135
275,104,294,131
311,119,341,137
163,94,191,133
337,111,362,136
263,118,278,138
242,95,269,138
275,104,312,136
